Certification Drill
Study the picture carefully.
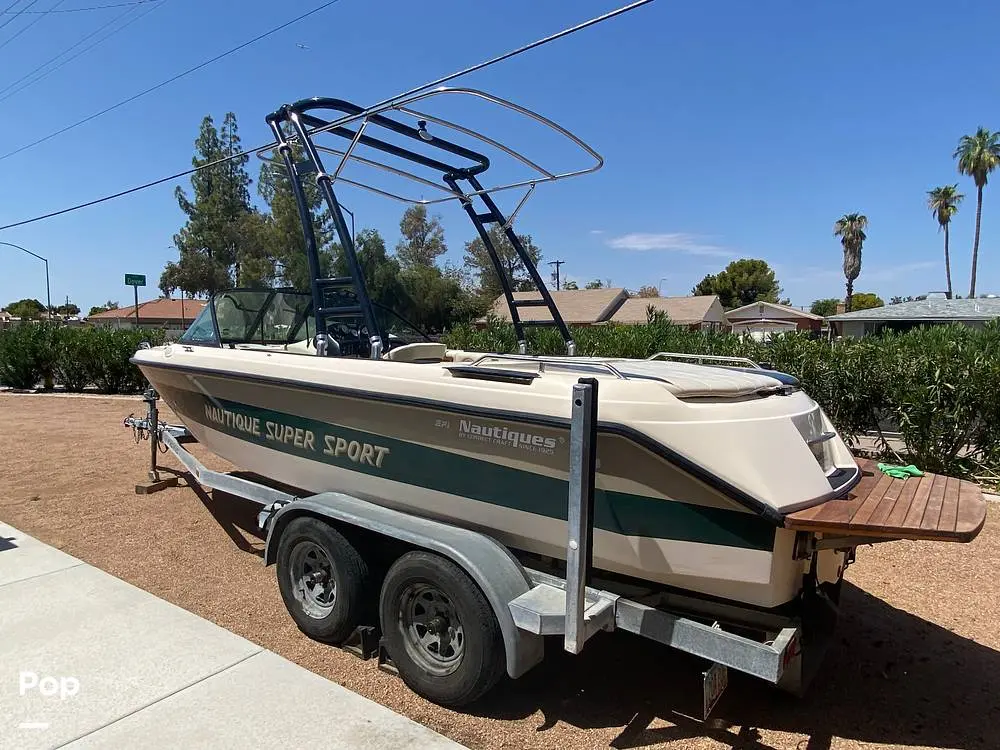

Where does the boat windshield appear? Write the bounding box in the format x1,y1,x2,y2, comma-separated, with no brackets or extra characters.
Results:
178,288,430,355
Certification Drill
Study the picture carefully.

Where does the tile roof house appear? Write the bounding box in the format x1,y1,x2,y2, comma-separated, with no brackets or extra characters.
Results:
725,301,824,337
826,297,1000,337
609,295,726,329
86,298,206,331
482,288,629,326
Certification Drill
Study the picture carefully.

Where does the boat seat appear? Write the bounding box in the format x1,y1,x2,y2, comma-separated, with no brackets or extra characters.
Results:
386,342,447,363
285,339,314,355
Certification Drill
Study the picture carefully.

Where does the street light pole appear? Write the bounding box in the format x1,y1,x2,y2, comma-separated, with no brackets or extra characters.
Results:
0,241,51,316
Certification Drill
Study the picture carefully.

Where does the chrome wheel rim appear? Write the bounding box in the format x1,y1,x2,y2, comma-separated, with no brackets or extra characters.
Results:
398,583,464,676
289,541,336,619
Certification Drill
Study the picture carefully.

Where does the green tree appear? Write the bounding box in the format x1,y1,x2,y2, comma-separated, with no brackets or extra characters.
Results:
850,292,884,311
399,265,479,333
691,259,782,309
562,280,579,290
87,300,119,316
462,226,542,300
927,184,964,299
954,128,1000,297
810,298,840,316
333,229,407,313
890,295,915,305
55,302,80,316
833,213,868,312
258,144,335,290
635,285,660,298
4,298,44,319
584,279,605,290
161,113,255,297
396,205,447,269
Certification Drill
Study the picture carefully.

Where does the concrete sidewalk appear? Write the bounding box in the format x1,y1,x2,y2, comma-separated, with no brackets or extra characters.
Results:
0,522,464,749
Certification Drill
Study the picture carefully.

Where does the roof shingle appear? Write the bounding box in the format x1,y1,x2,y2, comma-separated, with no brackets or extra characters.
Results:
86,298,205,321
609,295,723,324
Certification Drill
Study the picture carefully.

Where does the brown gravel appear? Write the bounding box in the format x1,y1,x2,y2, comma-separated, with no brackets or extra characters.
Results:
2,392,998,750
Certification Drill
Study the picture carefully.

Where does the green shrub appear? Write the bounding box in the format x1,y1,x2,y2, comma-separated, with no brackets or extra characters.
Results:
0,325,165,394
0,323,59,389
87,328,165,394
53,327,94,392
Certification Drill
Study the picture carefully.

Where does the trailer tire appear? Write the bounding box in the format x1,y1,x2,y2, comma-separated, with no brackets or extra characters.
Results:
379,551,505,707
276,516,369,644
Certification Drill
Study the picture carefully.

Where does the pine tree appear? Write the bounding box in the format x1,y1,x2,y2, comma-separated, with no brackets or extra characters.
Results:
161,113,259,297
258,144,336,290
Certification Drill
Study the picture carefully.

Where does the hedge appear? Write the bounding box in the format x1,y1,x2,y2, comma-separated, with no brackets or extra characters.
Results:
0,325,165,394
446,316,1000,478
3,317,997,478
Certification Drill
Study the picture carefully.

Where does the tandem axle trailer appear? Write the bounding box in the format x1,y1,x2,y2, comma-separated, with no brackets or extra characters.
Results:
125,379,827,717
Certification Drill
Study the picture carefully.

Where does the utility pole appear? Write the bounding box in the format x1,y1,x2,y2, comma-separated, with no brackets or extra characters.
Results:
548,260,565,291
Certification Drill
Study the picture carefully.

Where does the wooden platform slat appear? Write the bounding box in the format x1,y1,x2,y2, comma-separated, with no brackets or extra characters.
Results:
883,473,920,529
937,476,961,534
784,459,987,542
864,474,905,527
849,472,895,527
901,473,935,529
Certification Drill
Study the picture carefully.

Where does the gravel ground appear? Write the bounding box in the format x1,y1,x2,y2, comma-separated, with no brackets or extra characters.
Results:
1,393,998,750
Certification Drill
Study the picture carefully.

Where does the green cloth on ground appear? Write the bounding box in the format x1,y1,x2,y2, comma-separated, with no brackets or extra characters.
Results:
877,463,924,479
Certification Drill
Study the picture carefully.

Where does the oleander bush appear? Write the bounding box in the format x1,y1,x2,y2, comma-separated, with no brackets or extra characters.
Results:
0,325,165,394
446,316,1000,477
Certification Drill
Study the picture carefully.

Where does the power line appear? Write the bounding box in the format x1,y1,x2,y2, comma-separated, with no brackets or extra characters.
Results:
0,0,163,101
0,0,656,232
1,0,154,12
0,0,344,162
0,0,70,54
0,0,42,32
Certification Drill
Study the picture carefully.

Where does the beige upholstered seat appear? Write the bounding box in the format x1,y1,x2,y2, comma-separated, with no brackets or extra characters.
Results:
386,342,447,363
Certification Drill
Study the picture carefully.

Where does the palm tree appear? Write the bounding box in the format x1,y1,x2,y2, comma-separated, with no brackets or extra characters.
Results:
927,184,964,299
954,127,1000,297
834,213,868,312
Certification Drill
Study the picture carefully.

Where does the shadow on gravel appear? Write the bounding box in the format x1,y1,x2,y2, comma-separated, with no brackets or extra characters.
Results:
180,471,266,557
469,582,1000,750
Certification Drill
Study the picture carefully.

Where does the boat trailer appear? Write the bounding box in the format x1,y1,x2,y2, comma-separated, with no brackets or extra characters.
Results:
125,379,823,718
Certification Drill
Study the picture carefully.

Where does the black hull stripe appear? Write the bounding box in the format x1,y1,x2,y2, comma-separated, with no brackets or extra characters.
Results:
134,358,788,525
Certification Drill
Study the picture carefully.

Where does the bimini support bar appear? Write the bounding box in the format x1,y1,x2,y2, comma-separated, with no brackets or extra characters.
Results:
262,87,601,356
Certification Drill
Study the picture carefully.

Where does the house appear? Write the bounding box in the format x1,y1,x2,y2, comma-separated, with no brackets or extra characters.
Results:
826,298,1000,337
608,295,726,329
481,288,629,326
725,301,824,338
0,310,17,329
86,298,206,337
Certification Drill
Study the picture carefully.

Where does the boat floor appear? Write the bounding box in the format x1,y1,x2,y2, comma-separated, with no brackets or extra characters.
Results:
784,459,987,542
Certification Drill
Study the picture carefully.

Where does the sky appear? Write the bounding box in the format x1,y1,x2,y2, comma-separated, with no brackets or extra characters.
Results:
0,0,998,313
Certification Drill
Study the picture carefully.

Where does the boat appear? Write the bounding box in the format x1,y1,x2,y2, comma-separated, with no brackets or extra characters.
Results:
133,87,985,612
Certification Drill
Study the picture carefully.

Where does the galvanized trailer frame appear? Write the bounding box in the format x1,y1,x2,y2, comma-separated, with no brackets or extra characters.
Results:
125,378,816,716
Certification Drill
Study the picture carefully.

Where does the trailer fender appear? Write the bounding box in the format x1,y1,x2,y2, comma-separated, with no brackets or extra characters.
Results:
263,492,544,679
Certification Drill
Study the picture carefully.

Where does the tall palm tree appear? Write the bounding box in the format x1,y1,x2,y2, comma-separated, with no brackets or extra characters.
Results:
954,127,1000,297
927,184,964,299
834,213,868,312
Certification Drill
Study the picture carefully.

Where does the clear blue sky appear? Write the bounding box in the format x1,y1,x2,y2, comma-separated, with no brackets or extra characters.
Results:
0,0,997,313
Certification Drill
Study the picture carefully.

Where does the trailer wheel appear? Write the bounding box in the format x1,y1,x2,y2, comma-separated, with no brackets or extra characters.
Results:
379,551,504,707
276,517,369,644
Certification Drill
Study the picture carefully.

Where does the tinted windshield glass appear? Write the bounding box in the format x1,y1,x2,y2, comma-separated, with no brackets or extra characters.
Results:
178,305,218,344
177,288,429,352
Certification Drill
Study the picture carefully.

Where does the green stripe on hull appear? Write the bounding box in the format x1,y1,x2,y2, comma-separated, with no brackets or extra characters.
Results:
181,392,776,551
